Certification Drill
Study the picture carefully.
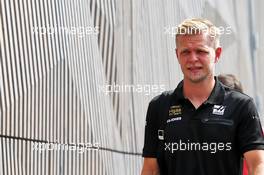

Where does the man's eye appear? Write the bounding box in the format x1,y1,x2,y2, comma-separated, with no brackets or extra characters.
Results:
181,50,190,55
197,50,208,54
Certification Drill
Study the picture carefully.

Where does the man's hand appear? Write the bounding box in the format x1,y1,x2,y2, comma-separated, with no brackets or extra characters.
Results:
141,158,160,175
244,150,264,175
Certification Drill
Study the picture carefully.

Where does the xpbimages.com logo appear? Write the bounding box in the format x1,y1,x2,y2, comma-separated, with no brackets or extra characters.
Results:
98,83,166,96
32,142,100,154
164,140,232,154
164,25,232,37
32,25,99,37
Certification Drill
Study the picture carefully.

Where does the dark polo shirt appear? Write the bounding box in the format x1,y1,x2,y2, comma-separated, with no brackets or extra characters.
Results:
143,78,264,175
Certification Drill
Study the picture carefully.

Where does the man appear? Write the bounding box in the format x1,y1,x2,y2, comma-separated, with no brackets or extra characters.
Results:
141,18,264,175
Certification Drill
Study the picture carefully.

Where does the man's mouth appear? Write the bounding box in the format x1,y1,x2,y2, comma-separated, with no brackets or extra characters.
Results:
187,66,203,71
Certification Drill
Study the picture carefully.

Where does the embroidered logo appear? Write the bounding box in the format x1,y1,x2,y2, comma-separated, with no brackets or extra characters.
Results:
167,117,182,123
158,130,164,140
212,105,226,116
169,105,182,116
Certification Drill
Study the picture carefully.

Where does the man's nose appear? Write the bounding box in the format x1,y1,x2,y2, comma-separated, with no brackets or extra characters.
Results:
188,52,199,62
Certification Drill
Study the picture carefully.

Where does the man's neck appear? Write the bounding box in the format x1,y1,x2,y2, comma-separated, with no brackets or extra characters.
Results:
183,76,215,109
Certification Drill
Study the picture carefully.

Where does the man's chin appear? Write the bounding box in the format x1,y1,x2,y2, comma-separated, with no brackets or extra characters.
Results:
188,76,207,83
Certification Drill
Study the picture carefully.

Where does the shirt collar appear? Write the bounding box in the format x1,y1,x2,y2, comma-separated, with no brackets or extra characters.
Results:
172,76,225,104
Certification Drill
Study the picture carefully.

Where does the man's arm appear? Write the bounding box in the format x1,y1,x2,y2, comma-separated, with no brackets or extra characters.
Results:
141,158,160,175
244,150,264,175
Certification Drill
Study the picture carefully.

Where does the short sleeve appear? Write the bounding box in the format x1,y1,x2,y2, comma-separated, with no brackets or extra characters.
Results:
237,98,264,154
142,98,160,157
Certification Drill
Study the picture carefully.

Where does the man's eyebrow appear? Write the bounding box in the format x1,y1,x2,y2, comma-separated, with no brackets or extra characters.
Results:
179,48,189,53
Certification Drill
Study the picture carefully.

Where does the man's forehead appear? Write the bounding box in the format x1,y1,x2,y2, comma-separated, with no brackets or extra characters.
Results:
179,44,210,50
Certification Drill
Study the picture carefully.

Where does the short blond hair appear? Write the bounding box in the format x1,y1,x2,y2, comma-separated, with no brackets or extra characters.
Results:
176,18,220,48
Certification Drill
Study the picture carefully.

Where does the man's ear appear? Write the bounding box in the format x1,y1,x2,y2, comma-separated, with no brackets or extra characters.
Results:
214,47,222,63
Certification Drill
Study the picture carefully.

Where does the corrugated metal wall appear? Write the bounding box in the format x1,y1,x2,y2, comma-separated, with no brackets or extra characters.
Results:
0,0,127,174
0,0,263,174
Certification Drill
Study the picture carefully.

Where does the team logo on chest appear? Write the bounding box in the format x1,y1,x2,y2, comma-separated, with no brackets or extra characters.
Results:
169,105,182,116
167,105,182,123
212,105,226,116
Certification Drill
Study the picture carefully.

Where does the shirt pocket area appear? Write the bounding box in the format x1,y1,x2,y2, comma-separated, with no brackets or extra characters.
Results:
199,118,235,142
201,118,234,126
